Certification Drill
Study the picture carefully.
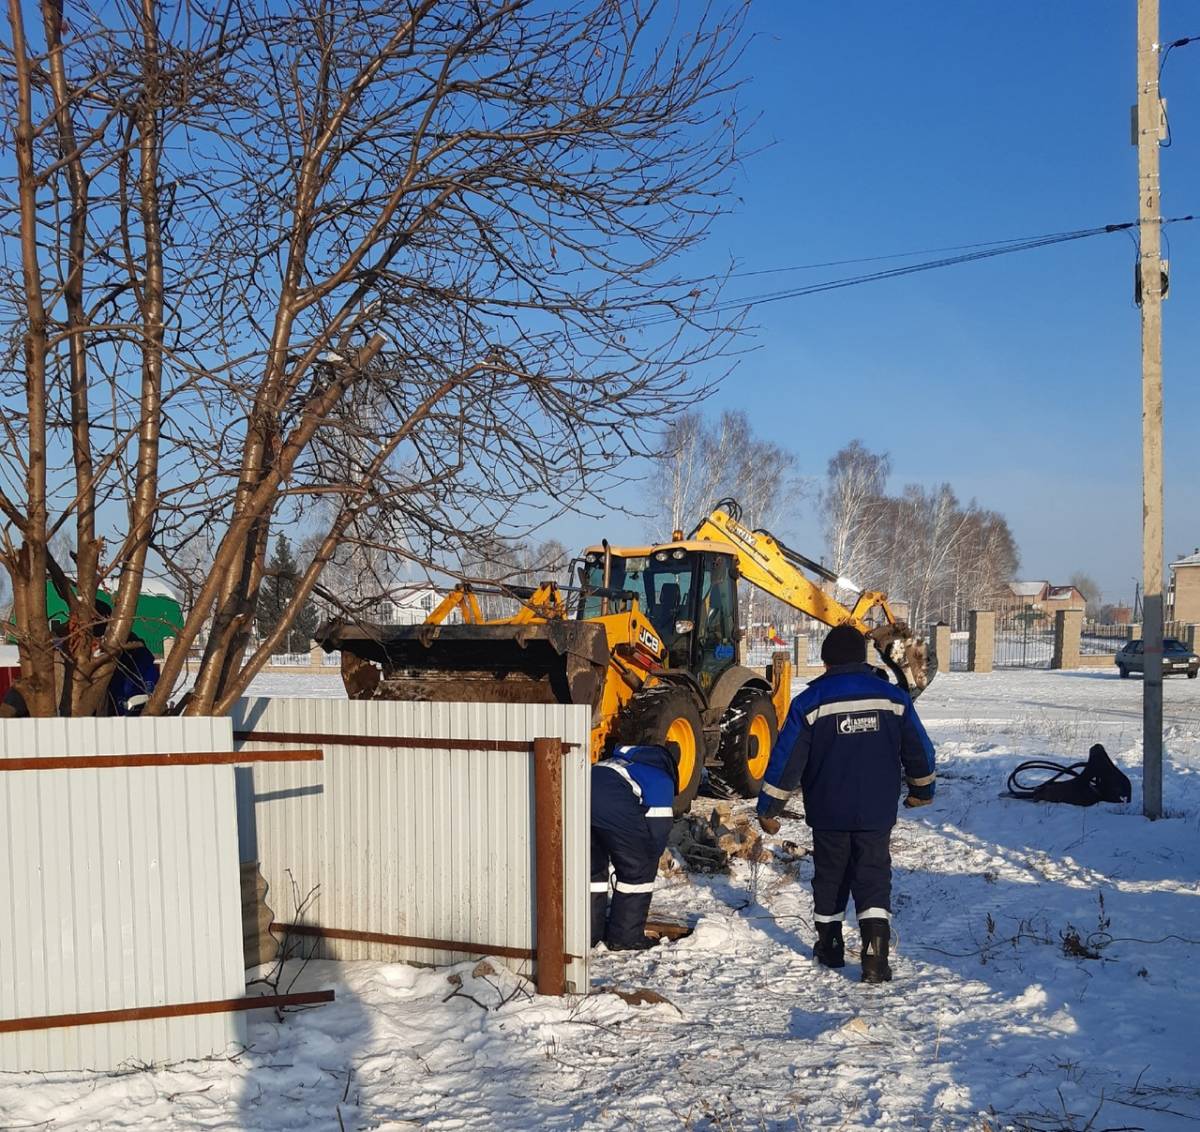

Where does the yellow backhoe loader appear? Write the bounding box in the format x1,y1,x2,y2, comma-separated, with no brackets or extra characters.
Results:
318,500,933,814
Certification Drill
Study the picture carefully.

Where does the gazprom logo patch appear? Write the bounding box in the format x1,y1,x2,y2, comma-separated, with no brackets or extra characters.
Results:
837,711,880,735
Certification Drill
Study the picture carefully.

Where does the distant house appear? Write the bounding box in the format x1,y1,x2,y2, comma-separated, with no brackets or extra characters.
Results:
368,585,451,625
1169,549,1200,623
1006,580,1048,609
1042,584,1087,615
1003,580,1086,620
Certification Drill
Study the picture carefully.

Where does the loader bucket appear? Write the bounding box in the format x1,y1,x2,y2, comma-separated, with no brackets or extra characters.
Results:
316,620,610,715
867,622,935,698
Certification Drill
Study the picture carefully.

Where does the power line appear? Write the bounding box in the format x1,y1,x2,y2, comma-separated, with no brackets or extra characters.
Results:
727,230,1107,278
1158,33,1200,81
632,215,1198,328
1158,33,1199,147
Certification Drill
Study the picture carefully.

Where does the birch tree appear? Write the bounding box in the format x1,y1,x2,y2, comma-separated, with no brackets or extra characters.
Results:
821,442,1018,628
820,440,891,586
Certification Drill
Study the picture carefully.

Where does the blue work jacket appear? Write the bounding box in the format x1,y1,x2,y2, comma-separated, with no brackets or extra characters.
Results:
107,640,160,716
593,744,677,846
756,664,936,831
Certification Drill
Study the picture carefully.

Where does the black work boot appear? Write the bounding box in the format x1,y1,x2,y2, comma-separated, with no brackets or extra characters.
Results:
813,922,845,968
590,890,609,948
605,934,657,952
859,918,892,983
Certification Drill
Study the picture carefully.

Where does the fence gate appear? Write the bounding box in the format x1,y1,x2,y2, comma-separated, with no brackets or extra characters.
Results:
993,610,1056,668
948,630,969,672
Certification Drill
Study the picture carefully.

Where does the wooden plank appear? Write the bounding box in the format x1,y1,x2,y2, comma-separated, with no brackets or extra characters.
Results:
645,917,692,942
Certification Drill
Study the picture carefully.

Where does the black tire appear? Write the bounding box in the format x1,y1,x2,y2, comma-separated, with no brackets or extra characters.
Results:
717,689,778,799
615,685,705,816
1118,664,1130,679
1189,671,1198,680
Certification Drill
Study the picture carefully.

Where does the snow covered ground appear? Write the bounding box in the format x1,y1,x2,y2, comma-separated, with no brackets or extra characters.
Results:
3,669,1199,1130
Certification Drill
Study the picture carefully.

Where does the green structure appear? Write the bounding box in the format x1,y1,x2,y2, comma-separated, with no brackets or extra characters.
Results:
42,583,183,658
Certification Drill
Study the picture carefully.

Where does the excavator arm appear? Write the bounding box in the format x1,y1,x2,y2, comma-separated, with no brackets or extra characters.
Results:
690,501,934,695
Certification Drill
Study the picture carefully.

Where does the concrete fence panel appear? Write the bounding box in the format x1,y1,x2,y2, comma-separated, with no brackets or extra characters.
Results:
231,698,592,993
0,718,247,1071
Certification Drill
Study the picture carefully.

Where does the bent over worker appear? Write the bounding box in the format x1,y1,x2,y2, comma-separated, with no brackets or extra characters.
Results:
591,743,679,951
756,624,936,983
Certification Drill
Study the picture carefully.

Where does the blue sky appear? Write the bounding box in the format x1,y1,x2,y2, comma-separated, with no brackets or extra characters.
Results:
553,1,1200,610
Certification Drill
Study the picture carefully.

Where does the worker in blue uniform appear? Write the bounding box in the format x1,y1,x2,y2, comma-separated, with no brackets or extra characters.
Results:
93,601,160,716
590,742,680,951
756,624,936,983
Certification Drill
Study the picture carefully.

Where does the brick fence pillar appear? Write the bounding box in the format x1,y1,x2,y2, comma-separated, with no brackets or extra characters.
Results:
968,611,995,673
1052,609,1083,669
928,622,952,676
1129,623,1142,641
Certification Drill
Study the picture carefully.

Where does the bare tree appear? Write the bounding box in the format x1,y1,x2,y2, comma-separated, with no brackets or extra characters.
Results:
650,410,802,537
820,442,1018,629
820,441,891,586
455,534,567,620
653,410,733,535
648,408,805,640
1,0,748,716
521,539,570,588
720,414,801,634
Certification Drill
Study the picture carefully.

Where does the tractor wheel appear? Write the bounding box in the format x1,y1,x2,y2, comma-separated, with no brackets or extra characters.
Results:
615,685,705,816
717,689,778,798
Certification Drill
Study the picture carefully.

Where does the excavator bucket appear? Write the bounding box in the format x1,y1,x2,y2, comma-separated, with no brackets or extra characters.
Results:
316,620,610,717
867,622,935,698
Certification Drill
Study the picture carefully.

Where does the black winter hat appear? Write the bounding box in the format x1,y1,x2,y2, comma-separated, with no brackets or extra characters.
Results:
821,624,867,666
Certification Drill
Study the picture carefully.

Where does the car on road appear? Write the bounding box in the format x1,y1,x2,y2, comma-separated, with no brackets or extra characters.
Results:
1115,638,1200,679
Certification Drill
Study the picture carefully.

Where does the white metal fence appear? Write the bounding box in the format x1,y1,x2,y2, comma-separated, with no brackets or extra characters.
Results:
744,629,824,669
231,698,591,992
0,718,247,1072
1080,622,1131,657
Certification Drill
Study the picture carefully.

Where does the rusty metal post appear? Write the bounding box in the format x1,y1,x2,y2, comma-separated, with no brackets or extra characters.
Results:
533,737,565,995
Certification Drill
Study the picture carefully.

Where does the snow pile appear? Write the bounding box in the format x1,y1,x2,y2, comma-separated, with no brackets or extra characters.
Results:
1,670,1198,1130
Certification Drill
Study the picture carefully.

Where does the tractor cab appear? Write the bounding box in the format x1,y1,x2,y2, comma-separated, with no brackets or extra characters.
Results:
578,542,740,695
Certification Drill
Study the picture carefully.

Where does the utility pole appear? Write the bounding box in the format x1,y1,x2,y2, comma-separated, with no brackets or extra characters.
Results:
1136,0,1164,820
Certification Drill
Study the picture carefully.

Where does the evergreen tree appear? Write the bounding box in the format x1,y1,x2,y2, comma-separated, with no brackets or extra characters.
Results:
257,534,318,648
